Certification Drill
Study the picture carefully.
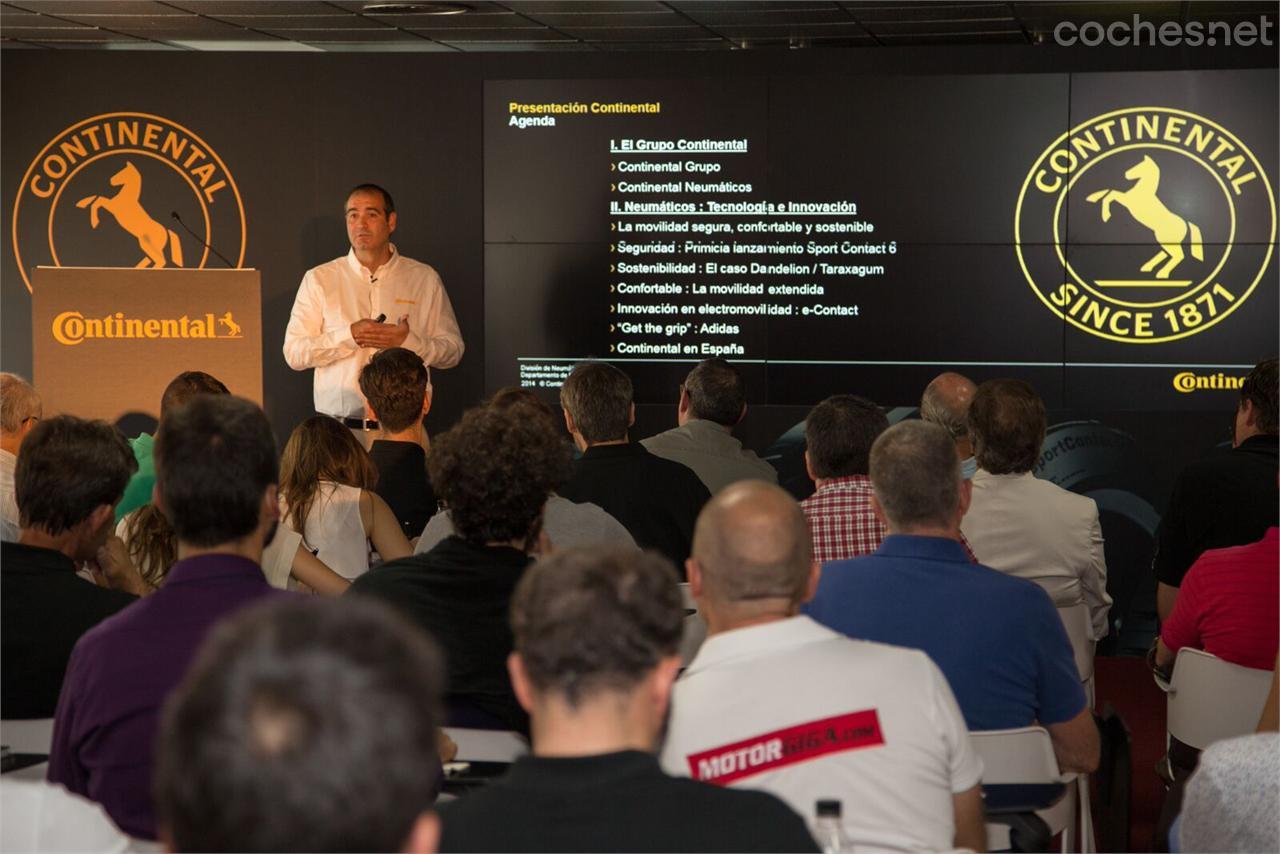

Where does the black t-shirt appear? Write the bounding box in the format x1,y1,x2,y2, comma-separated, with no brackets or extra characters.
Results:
1,541,137,718
558,443,710,570
1154,434,1280,588
347,536,531,730
367,439,437,540
438,750,819,853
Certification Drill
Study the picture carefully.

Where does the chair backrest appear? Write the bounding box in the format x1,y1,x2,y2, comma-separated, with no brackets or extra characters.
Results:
1057,603,1095,683
971,726,1072,784
442,727,529,763
0,719,56,754
1166,648,1273,750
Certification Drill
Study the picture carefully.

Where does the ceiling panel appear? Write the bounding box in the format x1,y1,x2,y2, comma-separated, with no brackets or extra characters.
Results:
593,38,738,50
4,0,176,13
205,14,390,29
672,2,841,12
308,39,458,51
55,15,255,36
371,11,529,28
442,38,592,51
411,25,566,40
852,3,1014,22
678,7,853,26
550,24,711,40
712,21,871,39
520,11,686,28
167,1,344,14
495,1,668,12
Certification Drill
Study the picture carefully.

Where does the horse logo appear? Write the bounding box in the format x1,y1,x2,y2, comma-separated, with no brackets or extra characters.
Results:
1086,156,1203,280
218,312,242,338
76,162,184,269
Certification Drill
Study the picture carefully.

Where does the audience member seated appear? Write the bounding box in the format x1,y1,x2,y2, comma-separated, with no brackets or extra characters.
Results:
155,598,445,853
920,371,979,479
799,394,890,562
662,481,985,852
417,388,636,552
960,379,1112,639
641,358,778,493
1175,732,1280,853
558,362,710,568
279,415,411,580
48,395,290,839
359,347,438,539
1155,357,1278,621
2,416,144,719
350,402,570,732
119,497,348,597
1155,528,1279,675
805,421,1099,773
438,548,818,853
0,372,42,542
114,371,228,524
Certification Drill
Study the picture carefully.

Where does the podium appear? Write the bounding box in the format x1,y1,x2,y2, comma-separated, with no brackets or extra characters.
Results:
31,267,262,423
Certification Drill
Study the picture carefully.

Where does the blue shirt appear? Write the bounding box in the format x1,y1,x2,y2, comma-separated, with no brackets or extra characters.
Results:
804,534,1085,731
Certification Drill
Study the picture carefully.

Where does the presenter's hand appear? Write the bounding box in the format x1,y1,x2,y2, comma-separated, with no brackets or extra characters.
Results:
350,316,410,350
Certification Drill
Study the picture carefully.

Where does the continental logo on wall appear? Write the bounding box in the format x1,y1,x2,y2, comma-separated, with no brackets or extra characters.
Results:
1171,370,1244,393
1015,107,1276,344
52,310,244,346
12,112,246,294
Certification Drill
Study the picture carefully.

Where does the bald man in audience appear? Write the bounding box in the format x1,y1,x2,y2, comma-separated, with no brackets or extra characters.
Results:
920,371,978,479
662,480,986,853
438,548,817,853
0,372,42,542
805,421,1099,774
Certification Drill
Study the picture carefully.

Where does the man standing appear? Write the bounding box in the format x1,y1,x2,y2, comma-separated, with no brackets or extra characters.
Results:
437,548,818,853
1154,358,1278,621
641,358,777,494
662,481,986,853
48,396,288,839
0,372,41,542
284,184,463,443
804,422,1098,774
961,379,1111,640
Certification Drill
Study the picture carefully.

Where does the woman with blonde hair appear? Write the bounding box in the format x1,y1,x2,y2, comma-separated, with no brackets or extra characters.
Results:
279,416,411,580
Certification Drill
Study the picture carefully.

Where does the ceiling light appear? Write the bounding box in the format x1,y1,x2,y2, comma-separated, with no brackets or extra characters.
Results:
361,2,472,14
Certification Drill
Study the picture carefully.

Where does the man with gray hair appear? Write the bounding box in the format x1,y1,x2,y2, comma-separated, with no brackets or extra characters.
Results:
920,371,978,479
641,358,777,493
558,361,709,567
661,480,986,852
0,372,42,541
805,421,1099,774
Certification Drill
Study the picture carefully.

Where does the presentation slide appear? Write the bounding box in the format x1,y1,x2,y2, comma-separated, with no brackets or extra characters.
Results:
484,71,1276,411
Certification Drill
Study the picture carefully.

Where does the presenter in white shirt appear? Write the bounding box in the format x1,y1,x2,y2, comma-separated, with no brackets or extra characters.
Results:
283,184,463,445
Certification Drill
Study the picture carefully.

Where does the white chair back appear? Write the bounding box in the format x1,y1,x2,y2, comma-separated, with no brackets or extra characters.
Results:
1058,602,1096,707
972,726,1087,852
442,727,529,763
1166,648,1273,751
0,719,55,754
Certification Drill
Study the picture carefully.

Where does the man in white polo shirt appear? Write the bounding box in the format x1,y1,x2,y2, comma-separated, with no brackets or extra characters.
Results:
661,480,985,852
283,184,463,445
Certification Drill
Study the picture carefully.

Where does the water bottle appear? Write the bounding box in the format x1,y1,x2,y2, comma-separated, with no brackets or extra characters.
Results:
813,799,851,854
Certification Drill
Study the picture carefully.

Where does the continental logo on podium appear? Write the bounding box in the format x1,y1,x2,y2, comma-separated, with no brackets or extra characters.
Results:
52,310,244,346
12,112,246,294
1015,107,1275,343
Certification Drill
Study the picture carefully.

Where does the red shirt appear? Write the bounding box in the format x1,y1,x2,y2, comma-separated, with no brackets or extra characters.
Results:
801,475,977,564
1161,527,1279,671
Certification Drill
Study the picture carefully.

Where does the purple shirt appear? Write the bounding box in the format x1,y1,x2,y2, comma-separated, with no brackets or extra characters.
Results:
47,553,288,839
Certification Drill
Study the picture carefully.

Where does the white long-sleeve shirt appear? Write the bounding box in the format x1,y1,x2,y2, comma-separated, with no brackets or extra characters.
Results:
283,245,463,418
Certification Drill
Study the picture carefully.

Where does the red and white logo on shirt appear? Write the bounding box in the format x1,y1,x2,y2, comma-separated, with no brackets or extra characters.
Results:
686,709,885,785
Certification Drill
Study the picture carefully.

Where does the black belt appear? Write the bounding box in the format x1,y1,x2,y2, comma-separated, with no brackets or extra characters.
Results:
335,415,379,430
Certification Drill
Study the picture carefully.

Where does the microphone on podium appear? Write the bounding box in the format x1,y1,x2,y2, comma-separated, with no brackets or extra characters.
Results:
170,211,235,268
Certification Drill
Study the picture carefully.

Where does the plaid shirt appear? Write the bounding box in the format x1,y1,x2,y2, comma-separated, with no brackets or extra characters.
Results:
802,475,977,563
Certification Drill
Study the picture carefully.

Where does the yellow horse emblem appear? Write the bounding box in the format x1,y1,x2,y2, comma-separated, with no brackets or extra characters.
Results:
76,162,184,269
1086,155,1203,280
